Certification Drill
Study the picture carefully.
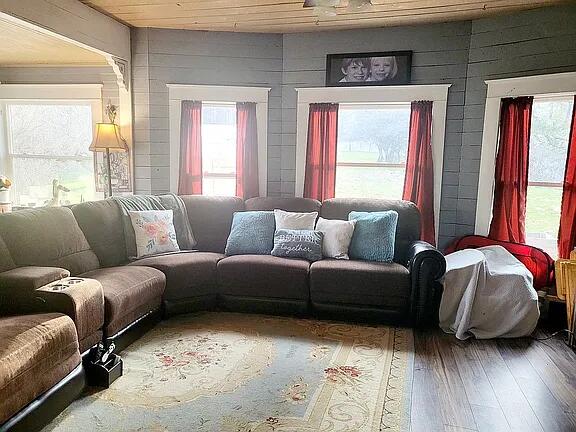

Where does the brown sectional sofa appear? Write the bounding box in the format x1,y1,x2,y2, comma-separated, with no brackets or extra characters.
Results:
0,195,445,431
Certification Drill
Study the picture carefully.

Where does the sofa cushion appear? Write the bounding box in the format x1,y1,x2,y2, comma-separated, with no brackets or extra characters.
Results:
245,197,321,213
0,207,100,275
80,266,165,336
217,255,310,300
72,199,127,267
0,313,80,424
181,196,245,253
0,236,15,273
129,252,223,301
310,259,411,309
320,198,420,264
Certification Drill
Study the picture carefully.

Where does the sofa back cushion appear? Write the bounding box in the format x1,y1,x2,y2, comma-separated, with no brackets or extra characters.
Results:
181,196,245,253
320,198,420,264
0,235,15,273
0,207,100,275
245,197,321,213
72,199,127,267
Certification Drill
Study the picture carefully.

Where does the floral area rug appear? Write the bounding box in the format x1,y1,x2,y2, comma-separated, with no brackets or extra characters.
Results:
44,312,413,432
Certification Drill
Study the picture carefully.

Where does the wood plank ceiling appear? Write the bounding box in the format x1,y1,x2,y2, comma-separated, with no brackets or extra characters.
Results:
80,0,568,33
0,15,108,66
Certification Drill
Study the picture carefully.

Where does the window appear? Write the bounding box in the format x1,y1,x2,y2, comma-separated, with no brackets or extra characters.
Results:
335,104,410,200
201,103,237,196
476,72,576,259
295,85,450,241
168,84,269,195
525,97,574,257
2,102,102,207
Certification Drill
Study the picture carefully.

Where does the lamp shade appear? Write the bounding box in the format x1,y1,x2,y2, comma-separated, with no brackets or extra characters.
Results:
90,123,128,152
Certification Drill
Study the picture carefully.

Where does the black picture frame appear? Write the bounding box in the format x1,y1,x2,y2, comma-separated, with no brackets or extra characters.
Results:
325,51,412,87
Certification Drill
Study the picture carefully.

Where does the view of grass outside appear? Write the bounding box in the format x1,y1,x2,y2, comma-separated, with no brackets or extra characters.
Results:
525,97,574,258
525,186,563,257
336,105,410,200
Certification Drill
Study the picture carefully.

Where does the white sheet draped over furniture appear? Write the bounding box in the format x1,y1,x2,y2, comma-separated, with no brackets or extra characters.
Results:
440,245,539,339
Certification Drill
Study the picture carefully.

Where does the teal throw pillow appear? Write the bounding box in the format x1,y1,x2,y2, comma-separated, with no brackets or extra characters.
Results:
348,210,398,262
225,211,275,256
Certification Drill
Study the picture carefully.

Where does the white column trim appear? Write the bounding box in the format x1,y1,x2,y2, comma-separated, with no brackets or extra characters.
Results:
167,84,270,195
295,84,450,241
475,72,576,235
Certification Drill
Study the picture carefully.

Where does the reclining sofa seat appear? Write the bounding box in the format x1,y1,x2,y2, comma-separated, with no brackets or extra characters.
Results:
68,200,167,348
311,198,439,324
216,197,322,315
0,206,166,353
129,196,244,316
0,313,83,431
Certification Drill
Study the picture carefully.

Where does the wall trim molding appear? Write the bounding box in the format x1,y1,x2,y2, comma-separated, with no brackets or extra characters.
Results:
0,83,103,100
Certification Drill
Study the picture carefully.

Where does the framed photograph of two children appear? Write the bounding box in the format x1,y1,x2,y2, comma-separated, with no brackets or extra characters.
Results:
325,51,412,87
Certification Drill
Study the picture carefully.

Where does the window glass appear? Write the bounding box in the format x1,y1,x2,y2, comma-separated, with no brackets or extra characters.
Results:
335,104,410,199
201,104,236,196
6,103,99,207
525,98,574,258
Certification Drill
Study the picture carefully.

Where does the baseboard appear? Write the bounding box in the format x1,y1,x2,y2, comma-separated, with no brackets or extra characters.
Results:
0,364,85,432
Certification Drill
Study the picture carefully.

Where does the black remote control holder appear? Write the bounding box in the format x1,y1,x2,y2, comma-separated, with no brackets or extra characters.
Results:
85,354,123,388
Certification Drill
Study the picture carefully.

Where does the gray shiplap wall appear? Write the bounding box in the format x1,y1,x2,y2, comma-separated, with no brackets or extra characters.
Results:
132,4,576,248
131,28,283,195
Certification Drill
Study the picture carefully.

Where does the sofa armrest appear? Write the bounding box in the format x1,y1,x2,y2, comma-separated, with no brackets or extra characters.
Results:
0,266,70,292
35,279,104,344
0,268,104,345
406,241,446,327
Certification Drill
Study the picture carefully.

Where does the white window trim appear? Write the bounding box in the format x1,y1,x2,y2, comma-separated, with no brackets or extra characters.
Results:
475,72,576,236
167,84,270,196
0,84,103,187
295,85,451,239
0,84,103,101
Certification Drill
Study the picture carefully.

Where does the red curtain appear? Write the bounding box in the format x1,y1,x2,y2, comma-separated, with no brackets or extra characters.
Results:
558,96,576,259
488,96,533,243
403,100,436,245
303,103,339,201
236,102,259,199
178,101,203,195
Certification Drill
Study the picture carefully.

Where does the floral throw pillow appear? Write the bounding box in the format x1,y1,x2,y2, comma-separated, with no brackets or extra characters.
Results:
128,210,180,258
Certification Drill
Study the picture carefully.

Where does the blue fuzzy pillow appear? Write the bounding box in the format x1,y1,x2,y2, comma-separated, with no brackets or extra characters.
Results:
225,211,275,256
271,229,324,262
348,211,398,262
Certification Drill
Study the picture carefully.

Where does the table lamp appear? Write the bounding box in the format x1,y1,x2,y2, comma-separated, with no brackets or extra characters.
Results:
89,122,127,198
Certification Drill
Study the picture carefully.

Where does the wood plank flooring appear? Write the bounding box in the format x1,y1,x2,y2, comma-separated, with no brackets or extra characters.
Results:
410,328,576,432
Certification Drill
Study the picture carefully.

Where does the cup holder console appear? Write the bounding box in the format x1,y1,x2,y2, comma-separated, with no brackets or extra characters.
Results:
66,278,84,284
42,277,87,292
